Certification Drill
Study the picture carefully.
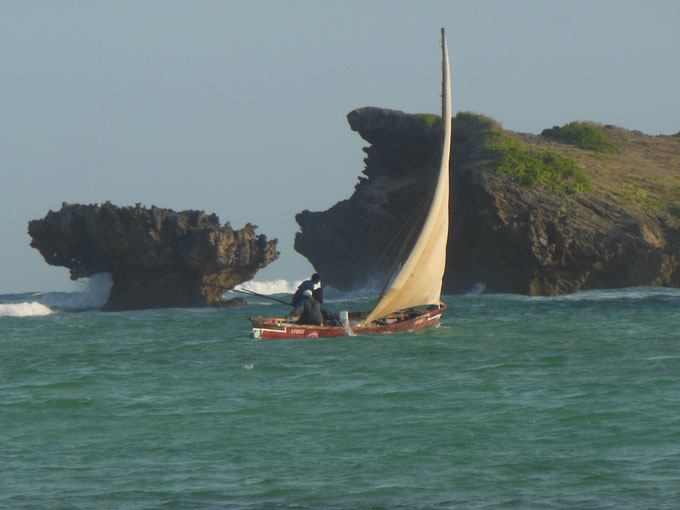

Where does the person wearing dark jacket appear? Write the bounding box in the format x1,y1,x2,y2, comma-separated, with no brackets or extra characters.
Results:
290,289,325,326
292,273,323,307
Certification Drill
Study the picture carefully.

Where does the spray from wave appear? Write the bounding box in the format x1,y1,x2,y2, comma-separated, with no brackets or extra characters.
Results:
35,273,113,311
466,283,486,295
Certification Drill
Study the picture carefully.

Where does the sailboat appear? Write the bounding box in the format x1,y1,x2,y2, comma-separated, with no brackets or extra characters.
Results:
250,28,452,339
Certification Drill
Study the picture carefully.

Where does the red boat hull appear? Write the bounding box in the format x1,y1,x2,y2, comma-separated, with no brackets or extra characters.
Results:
250,304,446,339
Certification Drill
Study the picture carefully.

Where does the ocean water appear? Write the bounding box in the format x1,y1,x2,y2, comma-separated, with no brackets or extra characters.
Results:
1,285,680,509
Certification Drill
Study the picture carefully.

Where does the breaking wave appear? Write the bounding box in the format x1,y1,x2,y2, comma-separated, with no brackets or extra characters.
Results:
0,274,112,316
7,273,113,312
0,301,53,317
36,273,113,310
238,279,303,295
237,278,381,300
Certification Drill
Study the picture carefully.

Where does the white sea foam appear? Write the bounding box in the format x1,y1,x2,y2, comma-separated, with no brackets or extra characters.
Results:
0,302,53,317
546,286,680,302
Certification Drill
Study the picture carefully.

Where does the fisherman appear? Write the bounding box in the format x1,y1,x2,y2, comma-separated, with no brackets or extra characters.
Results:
290,289,326,326
292,273,323,307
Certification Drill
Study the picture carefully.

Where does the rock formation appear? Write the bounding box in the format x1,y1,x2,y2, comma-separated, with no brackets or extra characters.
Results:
295,107,680,296
28,203,279,310
295,108,442,291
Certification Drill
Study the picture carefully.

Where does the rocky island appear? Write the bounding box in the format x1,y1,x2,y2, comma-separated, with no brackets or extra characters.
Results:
28,203,279,310
295,107,680,295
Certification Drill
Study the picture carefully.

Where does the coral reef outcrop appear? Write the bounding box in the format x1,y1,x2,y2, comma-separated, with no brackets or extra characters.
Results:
29,203,279,310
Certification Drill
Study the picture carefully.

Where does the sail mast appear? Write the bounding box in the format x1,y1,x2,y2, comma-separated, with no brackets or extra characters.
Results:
360,28,452,326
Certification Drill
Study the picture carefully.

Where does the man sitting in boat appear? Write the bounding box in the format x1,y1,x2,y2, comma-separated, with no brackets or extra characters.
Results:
290,289,326,326
291,273,323,307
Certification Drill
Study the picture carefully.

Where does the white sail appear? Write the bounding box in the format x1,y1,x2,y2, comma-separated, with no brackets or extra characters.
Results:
360,28,452,326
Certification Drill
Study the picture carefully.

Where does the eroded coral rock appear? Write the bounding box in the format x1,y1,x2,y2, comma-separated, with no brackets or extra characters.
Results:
28,202,279,310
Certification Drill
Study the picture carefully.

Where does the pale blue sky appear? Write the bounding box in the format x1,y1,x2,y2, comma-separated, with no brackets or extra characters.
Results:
2,0,679,293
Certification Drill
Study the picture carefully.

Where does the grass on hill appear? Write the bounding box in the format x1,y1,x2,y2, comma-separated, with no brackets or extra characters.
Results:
542,121,620,154
455,112,592,197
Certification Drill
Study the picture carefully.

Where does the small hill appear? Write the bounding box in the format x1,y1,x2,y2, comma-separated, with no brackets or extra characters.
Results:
295,108,680,295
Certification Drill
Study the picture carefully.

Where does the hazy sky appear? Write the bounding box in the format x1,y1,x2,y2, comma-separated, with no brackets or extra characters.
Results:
2,0,679,293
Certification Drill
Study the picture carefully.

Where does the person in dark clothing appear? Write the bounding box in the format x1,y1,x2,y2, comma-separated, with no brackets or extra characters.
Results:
290,289,325,326
292,273,323,307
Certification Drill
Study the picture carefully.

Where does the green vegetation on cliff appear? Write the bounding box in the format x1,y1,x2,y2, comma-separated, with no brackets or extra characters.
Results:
415,113,440,127
485,134,592,196
542,121,620,153
455,112,592,197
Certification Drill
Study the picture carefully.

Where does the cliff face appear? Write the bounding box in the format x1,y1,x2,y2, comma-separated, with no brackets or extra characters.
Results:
28,203,279,310
295,108,442,290
295,107,680,295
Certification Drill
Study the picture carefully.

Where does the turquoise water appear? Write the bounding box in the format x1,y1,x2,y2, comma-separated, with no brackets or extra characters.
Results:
2,288,680,509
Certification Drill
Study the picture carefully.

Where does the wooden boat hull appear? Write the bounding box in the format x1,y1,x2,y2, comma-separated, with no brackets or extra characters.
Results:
250,304,446,339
